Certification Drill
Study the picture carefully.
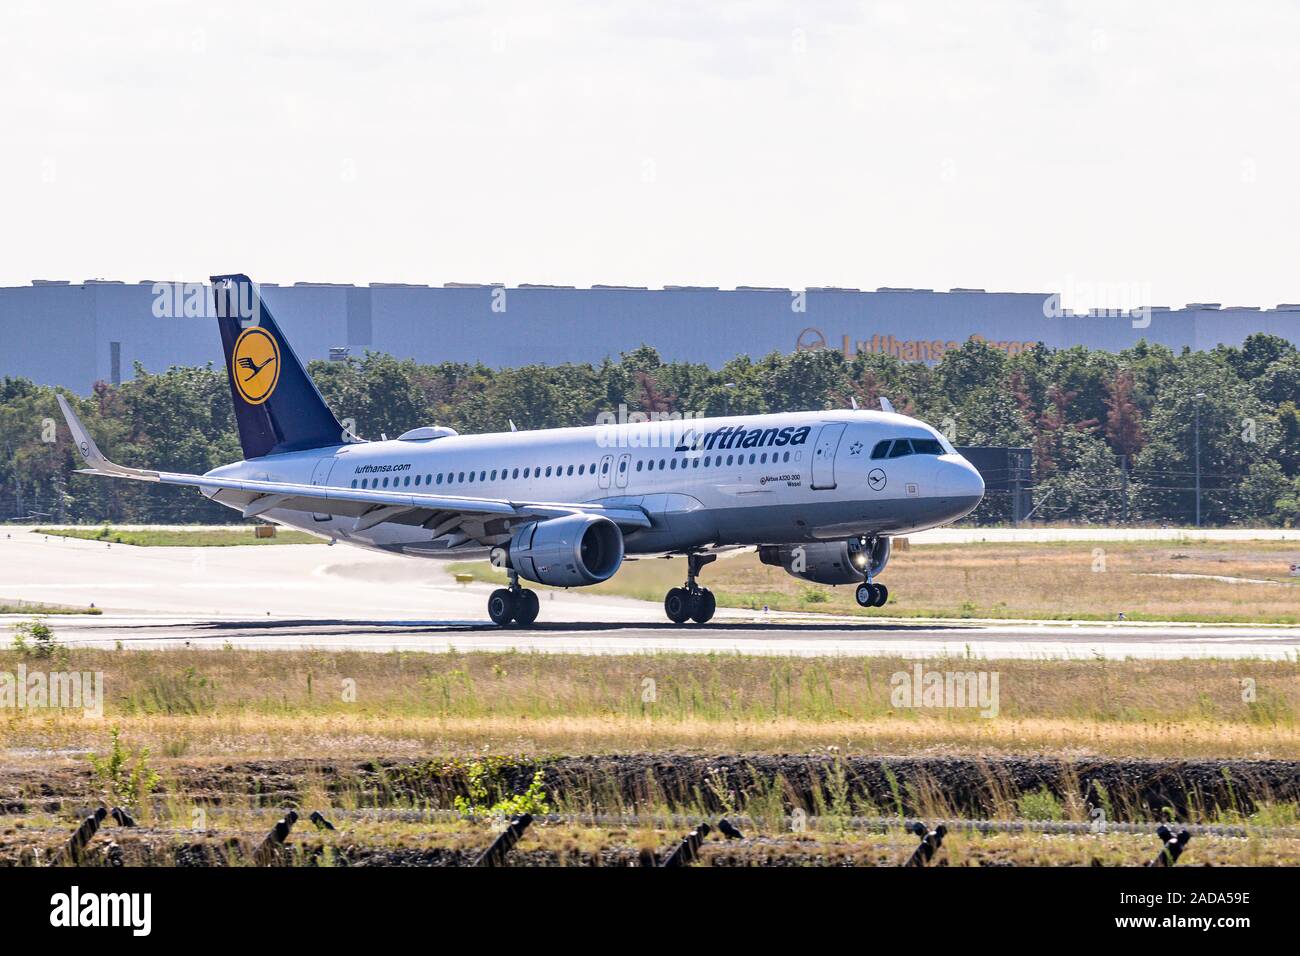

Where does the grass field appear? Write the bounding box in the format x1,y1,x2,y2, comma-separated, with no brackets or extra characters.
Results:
2,645,1296,760
0,600,101,615
454,539,1300,623
5,643,1297,865
33,526,324,547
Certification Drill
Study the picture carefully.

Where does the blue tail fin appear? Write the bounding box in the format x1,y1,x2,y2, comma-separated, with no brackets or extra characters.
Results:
211,274,345,459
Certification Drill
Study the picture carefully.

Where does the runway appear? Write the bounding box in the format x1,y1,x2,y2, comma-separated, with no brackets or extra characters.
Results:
25,612,1300,659
2,527,1297,660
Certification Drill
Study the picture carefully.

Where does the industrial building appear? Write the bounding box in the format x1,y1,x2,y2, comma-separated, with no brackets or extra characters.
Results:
2,278,1297,392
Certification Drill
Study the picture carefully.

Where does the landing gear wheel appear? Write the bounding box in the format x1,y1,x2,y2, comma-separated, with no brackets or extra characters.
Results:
690,588,716,624
488,588,516,625
664,587,692,624
856,583,890,608
513,588,540,626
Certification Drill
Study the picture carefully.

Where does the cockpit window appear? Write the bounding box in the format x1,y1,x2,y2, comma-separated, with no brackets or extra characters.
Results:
911,438,945,455
887,439,913,458
870,440,892,459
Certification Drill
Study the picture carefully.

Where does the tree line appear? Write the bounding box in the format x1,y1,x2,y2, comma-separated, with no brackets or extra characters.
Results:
1,334,1297,526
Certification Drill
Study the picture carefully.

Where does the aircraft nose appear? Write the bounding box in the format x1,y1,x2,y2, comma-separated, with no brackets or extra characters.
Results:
942,456,985,511
958,457,985,500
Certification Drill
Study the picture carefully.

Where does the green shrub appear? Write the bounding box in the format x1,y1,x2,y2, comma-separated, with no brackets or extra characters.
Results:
11,618,56,658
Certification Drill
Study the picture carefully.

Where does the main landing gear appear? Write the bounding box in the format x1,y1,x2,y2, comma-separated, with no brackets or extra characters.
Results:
664,553,717,625
855,580,889,608
488,569,540,626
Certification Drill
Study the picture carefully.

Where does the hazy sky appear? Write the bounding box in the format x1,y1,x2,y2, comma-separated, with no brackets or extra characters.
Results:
3,1,1299,311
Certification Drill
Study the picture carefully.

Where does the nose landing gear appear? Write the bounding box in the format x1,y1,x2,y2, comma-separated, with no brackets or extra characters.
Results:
664,552,717,624
488,568,540,626
853,534,890,609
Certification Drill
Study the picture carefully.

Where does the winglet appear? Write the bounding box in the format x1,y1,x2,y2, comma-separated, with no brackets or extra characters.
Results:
56,394,159,480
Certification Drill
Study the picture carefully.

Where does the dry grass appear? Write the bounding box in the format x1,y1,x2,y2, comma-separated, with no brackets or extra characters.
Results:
454,540,1300,623
2,647,1296,760
6,713,1297,762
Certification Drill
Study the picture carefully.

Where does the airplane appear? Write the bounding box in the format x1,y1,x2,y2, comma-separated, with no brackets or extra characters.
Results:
56,274,985,626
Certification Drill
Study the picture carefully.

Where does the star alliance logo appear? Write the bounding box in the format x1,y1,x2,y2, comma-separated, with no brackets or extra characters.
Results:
848,440,863,456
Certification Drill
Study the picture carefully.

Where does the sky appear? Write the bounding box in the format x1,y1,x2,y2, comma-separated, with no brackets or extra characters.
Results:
3,0,1299,312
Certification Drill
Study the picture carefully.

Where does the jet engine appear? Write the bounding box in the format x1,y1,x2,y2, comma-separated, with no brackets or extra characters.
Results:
505,514,624,587
758,536,891,585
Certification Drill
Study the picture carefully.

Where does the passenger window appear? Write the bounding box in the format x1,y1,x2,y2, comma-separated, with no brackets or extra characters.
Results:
618,461,626,473
726,455,734,465
426,475,432,484
692,458,699,468
749,454,756,464
670,459,677,470
760,453,767,464
871,441,892,459
545,466,552,477
601,461,609,474
578,465,584,475
458,472,465,482
351,479,357,488
888,440,913,458
636,460,644,472
568,465,574,475
382,477,389,487
436,474,443,485
783,451,790,462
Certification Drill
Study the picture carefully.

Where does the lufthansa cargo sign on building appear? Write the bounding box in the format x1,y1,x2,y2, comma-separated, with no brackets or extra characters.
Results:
1,280,1297,391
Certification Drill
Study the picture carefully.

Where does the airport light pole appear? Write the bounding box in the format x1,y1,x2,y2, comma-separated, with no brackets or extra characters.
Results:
723,382,736,417
1193,392,1206,527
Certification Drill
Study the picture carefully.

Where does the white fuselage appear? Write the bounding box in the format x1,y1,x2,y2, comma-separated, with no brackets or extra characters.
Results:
205,409,985,559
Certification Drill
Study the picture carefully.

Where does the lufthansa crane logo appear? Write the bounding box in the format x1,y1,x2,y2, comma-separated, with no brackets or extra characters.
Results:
231,326,280,405
795,327,827,351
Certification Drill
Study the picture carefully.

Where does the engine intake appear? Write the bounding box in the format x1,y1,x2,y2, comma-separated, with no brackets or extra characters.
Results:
507,514,624,587
759,536,889,585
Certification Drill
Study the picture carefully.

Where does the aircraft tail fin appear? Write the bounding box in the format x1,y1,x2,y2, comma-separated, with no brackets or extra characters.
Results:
211,274,346,459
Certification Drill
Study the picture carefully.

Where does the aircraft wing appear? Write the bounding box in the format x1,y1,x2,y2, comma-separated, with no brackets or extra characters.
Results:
56,395,652,540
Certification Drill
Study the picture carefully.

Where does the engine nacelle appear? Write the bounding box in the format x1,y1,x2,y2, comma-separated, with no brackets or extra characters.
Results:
506,514,624,587
758,536,891,585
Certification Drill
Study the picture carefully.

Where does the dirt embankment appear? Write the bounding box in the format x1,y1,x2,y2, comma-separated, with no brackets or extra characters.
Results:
3,753,1297,820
